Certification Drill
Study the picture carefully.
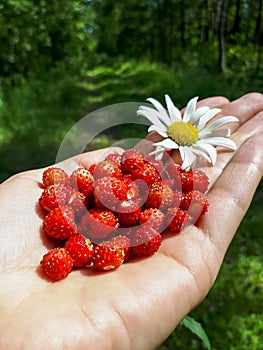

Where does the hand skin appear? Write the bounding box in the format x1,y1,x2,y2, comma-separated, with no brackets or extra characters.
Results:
0,93,262,350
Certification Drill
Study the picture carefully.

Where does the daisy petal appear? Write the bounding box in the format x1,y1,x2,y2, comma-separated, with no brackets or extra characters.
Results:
190,147,212,164
201,128,230,138
149,145,165,160
191,106,210,125
147,97,172,125
196,108,221,131
164,94,182,122
179,146,196,170
153,138,179,150
137,107,167,130
148,125,168,138
194,142,217,165
201,137,237,150
155,152,164,160
198,116,239,137
182,97,199,122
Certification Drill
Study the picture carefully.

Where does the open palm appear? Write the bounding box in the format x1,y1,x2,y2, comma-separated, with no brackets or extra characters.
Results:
0,93,262,350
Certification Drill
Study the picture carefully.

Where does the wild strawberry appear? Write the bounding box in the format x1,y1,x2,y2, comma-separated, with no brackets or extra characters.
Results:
107,235,130,258
117,200,141,227
180,169,209,193
93,160,122,180
139,208,165,232
104,153,122,166
180,190,209,219
132,226,162,257
70,167,94,198
42,167,69,188
80,208,118,241
40,248,73,281
144,155,163,173
88,163,96,175
122,174,139,200
44,206,78,240
165,208,190,234
92,242,125,271
145,181,174,210
163,163,182,190
64,235,94,267
68,191,88,218
172,190,183,207
39,184,74,212
93,177,129,210
117,226,137,240
130,162,160,186
121,149,144,174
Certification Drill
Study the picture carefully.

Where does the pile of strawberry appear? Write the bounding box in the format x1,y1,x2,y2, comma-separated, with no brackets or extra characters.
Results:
39,149,209,281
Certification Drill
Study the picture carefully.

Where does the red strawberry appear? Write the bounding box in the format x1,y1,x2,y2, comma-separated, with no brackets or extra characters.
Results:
145,181,174,210
121,149,144,174
42,167,69,188
64,235,94,267
130,162,160,186
44,206,78,240
88,163,96,175
92,242,125,271
70,168,94,198
68,191,88,218
132,226,162,257
93,160,122,180
165,207,190,234
104,153,122,166
93,177,129,210
163,163,182,190
107,235,130,258
117,200,141,227
80,208,118,241
144,155,163,173
180,190,209,219
180,169,209,193
139,208,165,232
122,174,139,200
172,190,183,207
39,184,74,212
40,248,73,281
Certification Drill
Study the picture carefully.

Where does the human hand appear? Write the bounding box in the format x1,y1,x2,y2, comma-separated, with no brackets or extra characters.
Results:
0,93,262,350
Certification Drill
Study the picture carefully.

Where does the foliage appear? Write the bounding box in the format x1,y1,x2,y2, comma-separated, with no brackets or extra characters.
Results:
180,316,211,350
0,0,96,85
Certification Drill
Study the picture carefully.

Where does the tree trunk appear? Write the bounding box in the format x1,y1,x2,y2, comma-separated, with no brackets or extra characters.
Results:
215,0,228,72
255,0,263,71
232,0,241,34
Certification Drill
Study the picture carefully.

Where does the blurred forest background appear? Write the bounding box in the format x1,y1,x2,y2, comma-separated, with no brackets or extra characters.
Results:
0,0,262,349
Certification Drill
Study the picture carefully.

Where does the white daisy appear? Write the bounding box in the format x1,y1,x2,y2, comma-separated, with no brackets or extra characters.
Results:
137,95,239,171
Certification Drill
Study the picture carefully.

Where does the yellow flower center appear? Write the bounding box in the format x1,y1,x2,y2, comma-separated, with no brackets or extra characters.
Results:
166,122,198,146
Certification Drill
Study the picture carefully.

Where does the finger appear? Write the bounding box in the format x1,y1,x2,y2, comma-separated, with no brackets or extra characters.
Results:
181,95,229,113
196,96,229,108
208,92,263,136
220,92,263,126
201,132,263,255
200,109,263,188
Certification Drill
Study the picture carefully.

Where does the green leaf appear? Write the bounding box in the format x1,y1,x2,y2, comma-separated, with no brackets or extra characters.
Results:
180,316,211,350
